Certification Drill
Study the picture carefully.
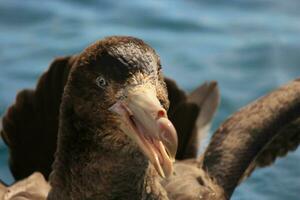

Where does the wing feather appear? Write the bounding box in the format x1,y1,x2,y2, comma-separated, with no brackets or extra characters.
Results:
201,78,300,197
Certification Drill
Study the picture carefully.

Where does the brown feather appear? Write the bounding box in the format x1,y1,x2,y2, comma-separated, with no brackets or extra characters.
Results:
169,80,220,159
162,160,226,200
201,78,300,198
1,56,76,180
241,116,300,181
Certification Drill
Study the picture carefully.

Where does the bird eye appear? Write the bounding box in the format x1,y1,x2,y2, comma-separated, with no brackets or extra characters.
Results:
96,76,107,88
159,98,165,107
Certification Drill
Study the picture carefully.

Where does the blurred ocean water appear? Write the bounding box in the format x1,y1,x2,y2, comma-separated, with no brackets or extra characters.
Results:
0,0,300,199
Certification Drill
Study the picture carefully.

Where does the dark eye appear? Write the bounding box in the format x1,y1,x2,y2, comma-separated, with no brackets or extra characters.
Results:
158,98,165,107
96,76,107,88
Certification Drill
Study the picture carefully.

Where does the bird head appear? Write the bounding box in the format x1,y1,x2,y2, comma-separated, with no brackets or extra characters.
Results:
65,36,178,178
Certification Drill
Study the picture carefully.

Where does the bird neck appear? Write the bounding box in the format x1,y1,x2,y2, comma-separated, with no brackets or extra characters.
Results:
48,102,168,200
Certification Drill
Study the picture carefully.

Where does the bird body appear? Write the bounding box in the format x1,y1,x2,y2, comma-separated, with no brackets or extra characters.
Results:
0,36,300,200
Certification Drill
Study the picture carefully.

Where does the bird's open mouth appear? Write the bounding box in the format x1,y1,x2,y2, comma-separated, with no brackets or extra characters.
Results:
109,84,178,178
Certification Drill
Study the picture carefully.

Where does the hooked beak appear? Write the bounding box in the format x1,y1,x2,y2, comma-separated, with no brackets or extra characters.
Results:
109,84,178,178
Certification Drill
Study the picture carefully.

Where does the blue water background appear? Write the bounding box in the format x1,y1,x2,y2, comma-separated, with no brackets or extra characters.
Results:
0,0,300,199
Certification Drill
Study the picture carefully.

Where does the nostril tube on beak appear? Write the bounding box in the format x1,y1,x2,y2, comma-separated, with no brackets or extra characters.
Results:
157,110,166,119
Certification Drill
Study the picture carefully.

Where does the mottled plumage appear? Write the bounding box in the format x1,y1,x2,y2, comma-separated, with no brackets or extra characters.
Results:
0,36,300,200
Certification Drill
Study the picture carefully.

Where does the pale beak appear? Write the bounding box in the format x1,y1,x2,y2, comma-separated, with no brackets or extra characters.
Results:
109,84,178,178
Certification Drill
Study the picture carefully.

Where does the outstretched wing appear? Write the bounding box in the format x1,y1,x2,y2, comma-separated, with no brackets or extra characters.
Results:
201,78,300,198
1,56,76,180
167,80,220,159
241,116,300,181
